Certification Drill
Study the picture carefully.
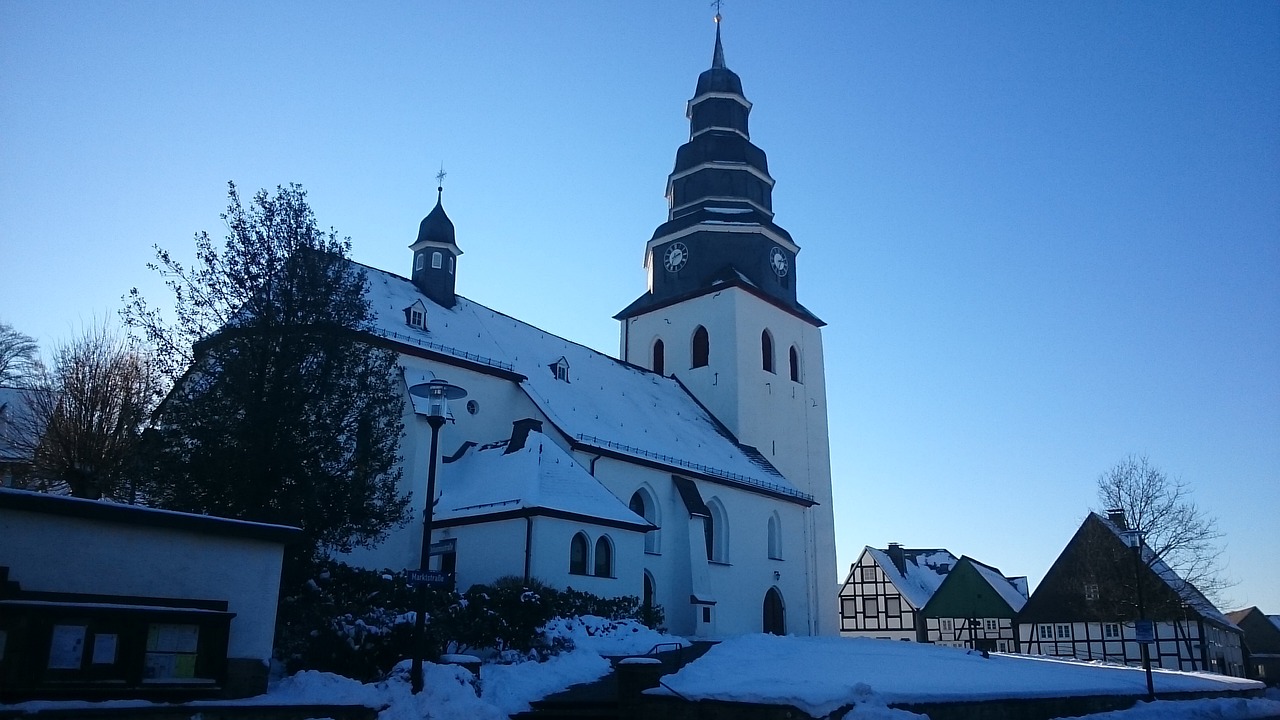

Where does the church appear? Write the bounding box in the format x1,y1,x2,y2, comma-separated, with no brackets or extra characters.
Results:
347,20,839,639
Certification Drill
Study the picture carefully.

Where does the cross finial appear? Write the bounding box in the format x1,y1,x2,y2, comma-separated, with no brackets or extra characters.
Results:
711,0,723,22
435,163,447,198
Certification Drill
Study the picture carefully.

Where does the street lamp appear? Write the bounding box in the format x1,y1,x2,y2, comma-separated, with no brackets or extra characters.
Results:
1120,528,1156,702
406,378,467,695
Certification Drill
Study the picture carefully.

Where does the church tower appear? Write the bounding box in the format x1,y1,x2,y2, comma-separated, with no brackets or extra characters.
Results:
410,181,461,308
616,17,839,635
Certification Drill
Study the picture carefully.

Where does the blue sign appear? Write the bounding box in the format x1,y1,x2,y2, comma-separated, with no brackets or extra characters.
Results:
1135,620,1155,644
407,569,451,587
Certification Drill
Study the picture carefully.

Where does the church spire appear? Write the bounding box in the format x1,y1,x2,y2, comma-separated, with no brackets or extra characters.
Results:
616,15,818,325
409,164,462,308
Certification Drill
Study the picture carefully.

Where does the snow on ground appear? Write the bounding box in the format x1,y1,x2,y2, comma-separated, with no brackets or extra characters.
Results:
657,635,1265,719
0,616,681,720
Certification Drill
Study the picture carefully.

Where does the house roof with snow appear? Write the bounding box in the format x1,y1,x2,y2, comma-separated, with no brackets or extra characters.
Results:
860,546,959,610
968,558,1029,613
922,555,1029,618
1094,513,1236,629
358,263,811,506
432,428,651,532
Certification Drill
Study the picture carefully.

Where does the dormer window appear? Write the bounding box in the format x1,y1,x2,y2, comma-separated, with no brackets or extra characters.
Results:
403,300,428,331
549,357,570,383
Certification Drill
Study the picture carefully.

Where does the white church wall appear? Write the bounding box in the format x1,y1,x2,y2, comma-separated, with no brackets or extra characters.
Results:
528,516,644,600
437,519,527,589
620,287,839,636
343,354,544,573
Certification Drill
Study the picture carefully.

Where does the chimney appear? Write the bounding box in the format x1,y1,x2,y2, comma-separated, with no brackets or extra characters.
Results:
504,418,544,455
1106,508,1128,530
886,543,907,575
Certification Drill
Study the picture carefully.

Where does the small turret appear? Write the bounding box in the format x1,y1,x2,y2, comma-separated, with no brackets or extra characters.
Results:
409,177,462,309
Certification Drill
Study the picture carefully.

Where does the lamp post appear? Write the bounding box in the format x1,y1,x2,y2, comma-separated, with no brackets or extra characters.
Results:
1120,528,1156,702
406,378,467,695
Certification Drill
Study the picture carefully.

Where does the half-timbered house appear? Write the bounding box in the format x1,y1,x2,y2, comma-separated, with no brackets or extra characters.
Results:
920,556,1028,653
1225,606,1280,685
838,544,956,641
1016,512,1244,676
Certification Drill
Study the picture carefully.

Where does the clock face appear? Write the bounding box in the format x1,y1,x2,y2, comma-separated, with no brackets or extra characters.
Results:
664,242,690,273
769,247,788,277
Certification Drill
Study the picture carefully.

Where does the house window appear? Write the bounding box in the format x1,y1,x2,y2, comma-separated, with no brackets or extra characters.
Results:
941,618,953,632
885,597,901,616
761,330,774,373
554,362,569,382
692,326,709,368
569,532,589,575
840,598,858,617
1056,624,1071,639
415,253,424,271
789,346,801,382
767,513,782,559
1084,583,1099,600
629,489,659,553
985,619,998,631
1038,624,1054,640
863,597,878,616
410,309,424,328
652,339,665,375
998,641,1008,652
431,251,443,269
861,567,876,582
593,536,613,577
1103,623,1121,639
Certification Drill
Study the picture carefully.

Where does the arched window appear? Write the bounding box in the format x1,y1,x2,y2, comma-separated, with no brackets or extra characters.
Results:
594,535,614,577
414,253,424,271
629,488,660,553
761,330,774,373
705,498,728,563
768,512,782,560
447,256,455,274
789,346,801,383
652,339,665,376
692,326,709,368
569,532,589,575
642,571,655,610
431,251,443,269
763,587,786,635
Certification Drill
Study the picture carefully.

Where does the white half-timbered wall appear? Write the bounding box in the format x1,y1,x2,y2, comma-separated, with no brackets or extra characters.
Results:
1017,619,1244,676
838,551,918,641
926,616,1018,652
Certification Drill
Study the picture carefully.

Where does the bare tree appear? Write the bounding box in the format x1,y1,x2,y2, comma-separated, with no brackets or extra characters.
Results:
17,324,162,499
1,320,40,387
1096,454,1232,604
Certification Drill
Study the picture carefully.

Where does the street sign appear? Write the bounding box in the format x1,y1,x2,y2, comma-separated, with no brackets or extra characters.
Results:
1135,620,1155,644
407,569,451,588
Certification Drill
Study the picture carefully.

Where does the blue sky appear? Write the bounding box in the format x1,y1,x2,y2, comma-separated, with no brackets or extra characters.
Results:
2,2,1277,611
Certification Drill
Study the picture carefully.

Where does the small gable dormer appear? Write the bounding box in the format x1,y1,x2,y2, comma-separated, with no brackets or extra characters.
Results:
403,300,428,331
548,356,570,383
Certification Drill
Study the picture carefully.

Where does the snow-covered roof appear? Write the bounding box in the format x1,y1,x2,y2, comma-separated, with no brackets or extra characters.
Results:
1271,616,1280,633
864,546,958,610
967,558,1028,612
359,264,809,504
434,430,650,531
1094,513,1238,631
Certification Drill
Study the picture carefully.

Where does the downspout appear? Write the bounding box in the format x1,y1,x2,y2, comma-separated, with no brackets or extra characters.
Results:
523,516,534,583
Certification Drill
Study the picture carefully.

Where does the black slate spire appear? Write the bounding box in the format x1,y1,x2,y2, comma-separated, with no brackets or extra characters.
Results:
617,18,818,325
410,170,462,308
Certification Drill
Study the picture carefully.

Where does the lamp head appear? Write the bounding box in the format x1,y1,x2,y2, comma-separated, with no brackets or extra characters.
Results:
409,378,468,419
